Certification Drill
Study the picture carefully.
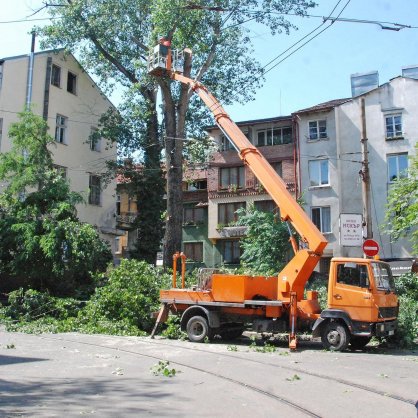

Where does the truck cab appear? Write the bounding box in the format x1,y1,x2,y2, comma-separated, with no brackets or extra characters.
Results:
313,258,398,350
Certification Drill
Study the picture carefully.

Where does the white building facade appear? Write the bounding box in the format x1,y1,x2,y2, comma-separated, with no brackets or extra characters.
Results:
295,75,417,274
0,50,120,256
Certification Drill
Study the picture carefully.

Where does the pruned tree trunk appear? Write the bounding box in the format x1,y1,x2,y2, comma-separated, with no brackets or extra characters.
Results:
160,50,193,267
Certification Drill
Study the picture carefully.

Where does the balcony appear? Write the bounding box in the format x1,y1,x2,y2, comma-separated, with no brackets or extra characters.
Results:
115,212,138,229
183,189,208,203
216,226,248,238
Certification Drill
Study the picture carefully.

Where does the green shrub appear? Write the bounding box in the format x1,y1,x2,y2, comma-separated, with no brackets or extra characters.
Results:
394,273,418,299
396,294,418,348
2,288,82,322
80,259,171,332
161,315,186,340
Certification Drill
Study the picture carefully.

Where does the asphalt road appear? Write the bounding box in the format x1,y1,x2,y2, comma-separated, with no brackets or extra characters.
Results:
0,329,417,417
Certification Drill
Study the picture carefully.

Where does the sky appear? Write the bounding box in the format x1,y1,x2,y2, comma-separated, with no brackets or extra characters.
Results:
1,0,418,121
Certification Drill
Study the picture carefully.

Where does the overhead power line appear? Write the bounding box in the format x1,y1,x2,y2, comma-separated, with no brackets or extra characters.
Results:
184,3,418,31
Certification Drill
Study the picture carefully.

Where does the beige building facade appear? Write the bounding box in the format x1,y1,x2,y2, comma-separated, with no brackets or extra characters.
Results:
0,49,121,256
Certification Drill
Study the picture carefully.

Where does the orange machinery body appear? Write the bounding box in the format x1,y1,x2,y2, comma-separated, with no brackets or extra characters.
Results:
161,257,321,325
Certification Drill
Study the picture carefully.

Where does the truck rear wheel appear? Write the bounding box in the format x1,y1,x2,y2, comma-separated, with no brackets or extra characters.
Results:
321,322,350,351
186,315,211,343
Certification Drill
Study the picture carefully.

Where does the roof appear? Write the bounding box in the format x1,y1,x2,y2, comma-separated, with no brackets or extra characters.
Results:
205,115,292,131
294,98,351,115
0,48,65,62
0,48,116,109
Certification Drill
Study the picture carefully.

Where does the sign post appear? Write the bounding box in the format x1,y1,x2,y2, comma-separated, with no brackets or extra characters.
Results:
362,239,379,257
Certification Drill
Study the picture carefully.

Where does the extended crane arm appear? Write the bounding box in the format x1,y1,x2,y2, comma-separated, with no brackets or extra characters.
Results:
148,44,328,297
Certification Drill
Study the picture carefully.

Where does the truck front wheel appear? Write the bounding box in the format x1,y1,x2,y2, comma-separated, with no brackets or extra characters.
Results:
186,315,211,343
321,322,350,351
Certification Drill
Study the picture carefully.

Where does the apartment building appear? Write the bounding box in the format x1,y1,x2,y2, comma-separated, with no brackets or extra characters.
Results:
294,69,417,274
205,116,297,267
0,49,121,255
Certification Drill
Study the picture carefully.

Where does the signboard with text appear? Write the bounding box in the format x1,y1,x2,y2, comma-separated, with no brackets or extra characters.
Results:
340,213,363,247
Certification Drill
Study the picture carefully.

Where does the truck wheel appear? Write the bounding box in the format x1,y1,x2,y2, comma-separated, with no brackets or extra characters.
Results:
350,336,371,350
186,315,211,343
321,322,350,351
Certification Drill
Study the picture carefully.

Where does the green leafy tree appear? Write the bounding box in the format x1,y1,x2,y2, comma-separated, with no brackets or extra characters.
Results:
38,0,315,266
235,205,291,275
384,143,418,253
0,111,112,295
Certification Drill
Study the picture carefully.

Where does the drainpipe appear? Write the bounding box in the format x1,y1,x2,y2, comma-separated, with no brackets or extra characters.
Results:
25,31,36,109
292,115,302,200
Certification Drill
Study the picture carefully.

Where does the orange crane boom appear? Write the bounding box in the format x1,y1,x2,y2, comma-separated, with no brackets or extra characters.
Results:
169,72,327,300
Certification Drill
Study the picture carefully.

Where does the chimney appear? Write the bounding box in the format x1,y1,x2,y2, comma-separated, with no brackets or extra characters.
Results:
402,65,418,79
350,71,379,97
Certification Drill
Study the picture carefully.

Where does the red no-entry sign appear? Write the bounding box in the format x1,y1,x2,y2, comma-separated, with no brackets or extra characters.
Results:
363,239,379,257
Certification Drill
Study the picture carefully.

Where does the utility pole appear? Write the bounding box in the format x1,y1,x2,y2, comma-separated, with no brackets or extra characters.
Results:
360,98,373,239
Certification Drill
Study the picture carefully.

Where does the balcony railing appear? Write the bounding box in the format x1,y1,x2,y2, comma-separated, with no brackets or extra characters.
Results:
116,212,138,226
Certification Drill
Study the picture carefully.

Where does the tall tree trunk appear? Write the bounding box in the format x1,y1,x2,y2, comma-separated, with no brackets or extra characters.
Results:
133,92,165,264
161,50,193,267
160,80,182,267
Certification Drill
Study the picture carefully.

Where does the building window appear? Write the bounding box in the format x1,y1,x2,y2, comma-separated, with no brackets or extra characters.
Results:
220,135,234,151
184,207,205,224
185,180,207,191
53,164,67,179
51,64,61,87
256,127,292,146
67,71,77,94
88,175,101,206
253,162,282,191
385,114,402,139
254,200,277,213
311,206,331,233
218,202,245,225
55,114,67,144
184,242,203,262
116,194,121,215
0,61,4,91
308,120,327,140
387,153,408,182
219,166,245,189
89,127,101,152
308,159,329,187
221,240,241,264
115,237,121,254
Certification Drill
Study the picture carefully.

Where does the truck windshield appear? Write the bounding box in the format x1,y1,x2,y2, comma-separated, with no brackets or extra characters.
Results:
371,262,396,292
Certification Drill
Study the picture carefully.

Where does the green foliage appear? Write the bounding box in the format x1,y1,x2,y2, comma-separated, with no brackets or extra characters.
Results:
306,272,329,310
394,273,418,299
0,111,112,294
235,205,291,275
0,260,170,336
392,273,418,348
2,288,82,322
286,374,301,381
161,315,186,340
396,295,418,348
384,144,418,253
151,360,177,377
38,0,316,266
80,259,171,332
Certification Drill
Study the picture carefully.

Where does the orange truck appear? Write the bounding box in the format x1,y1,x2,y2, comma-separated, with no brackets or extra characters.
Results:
149,41,399,351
